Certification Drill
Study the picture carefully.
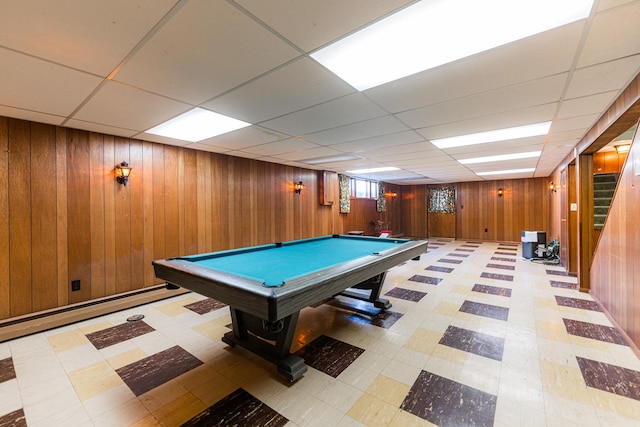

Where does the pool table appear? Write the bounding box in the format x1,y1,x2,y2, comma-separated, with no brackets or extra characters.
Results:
152,234,428,381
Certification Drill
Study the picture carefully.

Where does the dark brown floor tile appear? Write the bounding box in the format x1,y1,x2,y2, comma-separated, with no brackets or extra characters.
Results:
563,319,628,345
409,273,443,285
184,298,227,314
116,346,202,396
486,263,515,271
0,409,26,427
460,300,509,321
425,265,454,273
546,269,568,276
349,310,404,329
491,256,515,263
555,296,602,312
438,325,504,361
0,358,16,384
386,286,429,300
401,370,497,426
550,280,578,290
437,258,463,264
86,321,155,350
577,357,640,401
472,284,512,298
294,335,364,378
480,272,514,282
461,244,479,248
499,243,518,247
466,241,483,245
429,242,446,246
448,252,469,257
183,388,288,427
455,248,474,252
497,247,517,251
494,251,517,256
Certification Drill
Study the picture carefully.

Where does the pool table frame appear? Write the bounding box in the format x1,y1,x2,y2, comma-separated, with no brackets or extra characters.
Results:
152,235,428,381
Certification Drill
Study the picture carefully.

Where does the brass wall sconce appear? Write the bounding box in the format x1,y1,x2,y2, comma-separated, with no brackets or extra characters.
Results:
386,192,397,198
294,181,304,194
115,161,132,186
549,182,556,193
497,188,503,197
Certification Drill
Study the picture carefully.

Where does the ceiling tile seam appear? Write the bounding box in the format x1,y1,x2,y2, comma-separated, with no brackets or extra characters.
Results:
61,0,191,128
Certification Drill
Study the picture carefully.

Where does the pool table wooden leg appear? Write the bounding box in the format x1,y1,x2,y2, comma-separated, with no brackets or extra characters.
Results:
223,308,308,381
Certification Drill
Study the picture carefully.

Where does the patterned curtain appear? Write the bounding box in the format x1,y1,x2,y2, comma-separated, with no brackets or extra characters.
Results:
339,174,350,213
376,182,386,212
428,187,456,214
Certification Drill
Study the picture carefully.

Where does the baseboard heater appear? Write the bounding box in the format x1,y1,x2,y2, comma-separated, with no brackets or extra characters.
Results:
0,284,189,342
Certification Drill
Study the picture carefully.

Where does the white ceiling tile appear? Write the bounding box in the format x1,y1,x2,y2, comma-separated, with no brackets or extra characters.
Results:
261,93,387,135
304,115,409,145
557,92,619,120
0,48,102,117
73,81,191,131
0,0,178,76
0,106,65,127
578,1,640,68
566,55,640,99
114,0,300,104
203,57,354,123
65,119,139,138
397,74,567,129
195,126,289,150
235,0,415,52
550,114,600,133
239,137,320,156
276,147,351,162
328,131,425,152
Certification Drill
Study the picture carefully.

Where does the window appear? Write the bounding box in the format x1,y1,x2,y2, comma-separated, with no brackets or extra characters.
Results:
350,178,378,199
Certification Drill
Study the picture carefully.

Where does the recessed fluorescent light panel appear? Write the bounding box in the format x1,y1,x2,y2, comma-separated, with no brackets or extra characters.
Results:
146,108,251,142
346,166,399,174
458,151,541,165
311,0,593,90
476,168,535,176
432,122,551,149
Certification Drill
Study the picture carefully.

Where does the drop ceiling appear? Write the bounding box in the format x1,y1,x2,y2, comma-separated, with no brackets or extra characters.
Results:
1,0,640,184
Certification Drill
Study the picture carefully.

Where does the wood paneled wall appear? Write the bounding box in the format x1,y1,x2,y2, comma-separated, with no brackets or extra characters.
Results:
0,117,342,319
591,124,640,348
400,185,428,238
456,178,550,242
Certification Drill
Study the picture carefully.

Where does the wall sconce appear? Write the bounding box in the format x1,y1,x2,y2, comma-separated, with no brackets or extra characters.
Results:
294,181,304,194
549,181,556,193
497,188,503,197
115,161,132,186
386,192,397,198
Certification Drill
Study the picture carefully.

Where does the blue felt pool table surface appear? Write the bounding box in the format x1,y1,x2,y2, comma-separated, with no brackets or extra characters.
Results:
176,235,410,287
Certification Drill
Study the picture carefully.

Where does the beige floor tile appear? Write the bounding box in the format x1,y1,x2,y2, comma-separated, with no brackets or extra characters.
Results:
47,329,90,353
152,392,207,427
347,393,400,427
365,375,411,407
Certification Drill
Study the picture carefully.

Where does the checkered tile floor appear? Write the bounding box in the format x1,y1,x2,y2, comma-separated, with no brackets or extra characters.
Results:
1,239,640,426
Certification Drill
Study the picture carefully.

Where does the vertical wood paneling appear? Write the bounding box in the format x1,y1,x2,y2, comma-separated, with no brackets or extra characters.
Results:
152,144,165,262
196,151,207,254
0,118,9,319
89,133,106,299
129,140,144,289
142,141,155,286
114,138,132,294
9,120,32,315
183,149,198,255
103,136,116,295
164,146,179,258
177,148,185,256
67,129,91,304
55,127,68,306
31,123,58,311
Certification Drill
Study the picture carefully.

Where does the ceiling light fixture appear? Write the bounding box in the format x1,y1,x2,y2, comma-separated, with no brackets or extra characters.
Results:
146,108,251,142
311,0,593,91
458,151,542,165
346,166,399,174
476,168,535,176
431,122,551,149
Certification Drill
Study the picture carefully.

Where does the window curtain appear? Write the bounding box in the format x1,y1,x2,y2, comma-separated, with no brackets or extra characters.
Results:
428,187,456,214
339,174,350,213
376,182,386,212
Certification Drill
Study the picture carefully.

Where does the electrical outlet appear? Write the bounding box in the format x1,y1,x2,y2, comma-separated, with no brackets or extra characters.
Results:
71,280,81,291
484,228,488,233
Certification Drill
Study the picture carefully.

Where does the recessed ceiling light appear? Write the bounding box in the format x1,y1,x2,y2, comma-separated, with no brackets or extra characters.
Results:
476,168,535,176
311,0,593,90
146,108,251,142
458,151,542,165
431,122,551,149
346,166,399,174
